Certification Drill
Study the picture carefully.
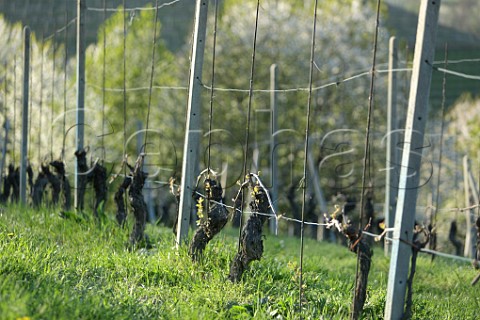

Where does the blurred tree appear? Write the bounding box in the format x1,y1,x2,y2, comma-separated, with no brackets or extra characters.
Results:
85,6,187,182
0,16,67,168
201,0,390,205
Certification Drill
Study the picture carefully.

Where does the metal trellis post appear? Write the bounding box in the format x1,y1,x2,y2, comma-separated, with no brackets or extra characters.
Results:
384,36,398,255
270,64,278,234
384,1,441,319
463,155,477,258
20,26,30,205
75,0,86,210
176,0,209,246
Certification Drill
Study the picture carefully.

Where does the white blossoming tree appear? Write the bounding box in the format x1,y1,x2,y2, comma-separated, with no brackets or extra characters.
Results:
204,0,390,200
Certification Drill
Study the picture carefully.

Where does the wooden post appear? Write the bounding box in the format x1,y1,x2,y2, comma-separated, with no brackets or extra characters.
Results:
270,64,278,234
384,36,398,255
19,26,30,205
75,0,86,210
177,0,208,246
384,1,440,319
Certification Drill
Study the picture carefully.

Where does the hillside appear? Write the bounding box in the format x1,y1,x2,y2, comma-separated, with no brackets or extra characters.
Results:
384,2,480,109
0,0,194,53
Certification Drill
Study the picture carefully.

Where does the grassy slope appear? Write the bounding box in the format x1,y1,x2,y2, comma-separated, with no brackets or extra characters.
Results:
1,206,479,319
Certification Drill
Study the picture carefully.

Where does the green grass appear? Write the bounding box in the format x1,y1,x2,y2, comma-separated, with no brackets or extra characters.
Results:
1,205,479,319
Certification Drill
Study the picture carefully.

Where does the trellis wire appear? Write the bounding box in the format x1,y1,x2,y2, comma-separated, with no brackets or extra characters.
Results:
432,44,449,257
249,172,277,220
2,60,7,177
433,58,480,64
50,21,57,161
44,18,77,42
206,0,220,179
9,0,17,166
202,68,407,93
143,0,161,157
429,63,480,81
101,0,107,161
299,0,319,313
193,186,480,233
38,34,45,164
12,55,17,163
61,0,69,161
237,0,261,253
122,0,129,220
353,1,382,316
28,34,33,161
191,186,475,266
424,204,480,215
202,63,478,93
202,0,220,219
122,0,127,160
87,0,182,12
88,84,187,92
85,57,478,95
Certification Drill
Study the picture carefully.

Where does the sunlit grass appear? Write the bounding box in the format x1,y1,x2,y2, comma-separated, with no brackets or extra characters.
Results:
1,204,479,319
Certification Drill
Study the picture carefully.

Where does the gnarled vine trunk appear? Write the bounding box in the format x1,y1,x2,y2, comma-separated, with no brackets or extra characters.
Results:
128,156,149,247
448,221,462,256
4,164,20,202
92,162,108,218
189,179,228,261
114,163,133,227
344,225,372,320
229,183,269,282
404,229,429,319
74,148,90,212
50,160,71,211
1,164,15,202
32,165,50,207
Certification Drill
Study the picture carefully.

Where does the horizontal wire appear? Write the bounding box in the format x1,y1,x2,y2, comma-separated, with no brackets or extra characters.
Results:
383,235,475,264
193,187,479,264
419,247,474,263
133,179,480,224
421,204,480,218
60,168,480,264
201,69,381,93
83,57,479,94
250,172,278,217
88,83,187,92
433,66,480,80
40,0,186,43
432,57,480,65
201,67,413,93
199,72,353,93
44,18,77,41
87,0,182,12
359,231,475,263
